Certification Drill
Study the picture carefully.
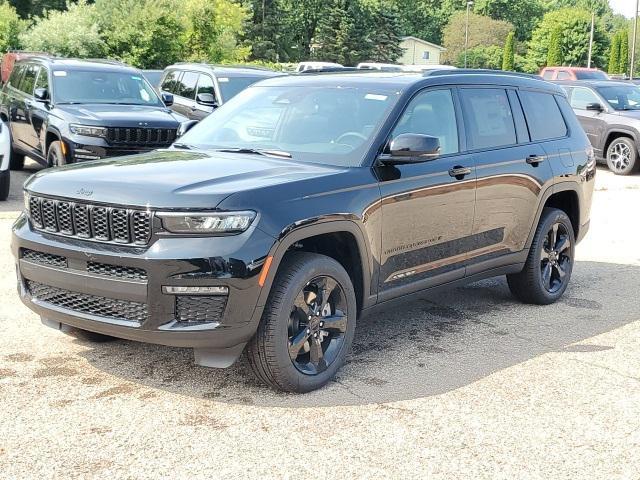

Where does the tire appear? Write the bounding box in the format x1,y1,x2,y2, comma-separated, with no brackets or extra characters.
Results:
247,252,357,393
507,207,575,305
606,137,637,175
9,148,24,170
0,169,9,201
47,141,66,168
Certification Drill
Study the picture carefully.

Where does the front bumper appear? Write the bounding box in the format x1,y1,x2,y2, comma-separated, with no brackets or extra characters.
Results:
63,134,173,162
12,214,276,363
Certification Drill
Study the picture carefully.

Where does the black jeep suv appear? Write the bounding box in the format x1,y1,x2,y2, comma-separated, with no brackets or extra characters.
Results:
12,72,595,392
0,57,184,170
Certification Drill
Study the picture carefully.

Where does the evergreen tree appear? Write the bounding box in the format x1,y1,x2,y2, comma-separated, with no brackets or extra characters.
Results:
608,32,620,74
618,30,629,75
502,31,515,70
368,4,404,63
547,26,562,66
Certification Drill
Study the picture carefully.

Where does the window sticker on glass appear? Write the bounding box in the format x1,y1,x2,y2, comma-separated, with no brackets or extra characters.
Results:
53,71,67,77
365,94,388,101
218,77,229,83
140,89,150,101
131,76,142,81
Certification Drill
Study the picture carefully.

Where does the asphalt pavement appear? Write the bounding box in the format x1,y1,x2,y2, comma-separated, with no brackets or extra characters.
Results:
0,163,639,479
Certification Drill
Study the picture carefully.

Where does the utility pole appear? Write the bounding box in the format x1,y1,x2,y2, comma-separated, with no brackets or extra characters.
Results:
632,0,639,79
587,11,594,68
464,1,474,68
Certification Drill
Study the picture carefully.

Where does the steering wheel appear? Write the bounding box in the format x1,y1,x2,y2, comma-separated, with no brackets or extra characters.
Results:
335,131,367,147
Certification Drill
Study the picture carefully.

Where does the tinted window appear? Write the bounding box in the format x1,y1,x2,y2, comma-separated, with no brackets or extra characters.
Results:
196,74,215,96
460,88,516,149
596,85,640,111
218,76,264,102
392,88,459,154
175,71,198,99
575,70,608,80
20,65,38,94
519,91,567,141
556,71,571,80
34,67,49,91
161,70,178,92
568,87,600,110
8,63,25,89
542,70,554,80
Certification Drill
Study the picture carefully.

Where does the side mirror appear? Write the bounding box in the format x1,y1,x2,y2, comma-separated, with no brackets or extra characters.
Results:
34,87,49,102
381,133,441,164
196,92,218,107
177,120,199,137
161,92,174,107
585,102,603,112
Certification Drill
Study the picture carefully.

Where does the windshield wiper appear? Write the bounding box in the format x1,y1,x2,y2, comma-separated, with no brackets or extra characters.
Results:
173,143,193,150
215,148,292,159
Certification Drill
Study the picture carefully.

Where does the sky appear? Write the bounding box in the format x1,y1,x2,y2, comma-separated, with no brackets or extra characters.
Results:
609,0,637,18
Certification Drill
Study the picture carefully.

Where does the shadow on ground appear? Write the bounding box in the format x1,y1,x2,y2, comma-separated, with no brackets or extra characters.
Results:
72,260,640,408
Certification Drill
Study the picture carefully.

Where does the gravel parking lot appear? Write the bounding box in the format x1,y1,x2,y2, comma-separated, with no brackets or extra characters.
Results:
1,161,639,479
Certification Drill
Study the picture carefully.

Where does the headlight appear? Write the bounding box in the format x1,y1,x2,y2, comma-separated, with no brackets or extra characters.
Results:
23,191,30,212
69,124,108,138
158,211,256,234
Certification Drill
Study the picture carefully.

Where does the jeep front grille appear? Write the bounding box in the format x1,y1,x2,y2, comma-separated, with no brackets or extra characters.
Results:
27,280,148,324
106,127,177,147
27,196,152,245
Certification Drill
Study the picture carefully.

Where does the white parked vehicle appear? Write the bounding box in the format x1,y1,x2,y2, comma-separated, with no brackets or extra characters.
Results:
356,62,404,72
401,64,457,73
0,121,10,201
295,61,343,72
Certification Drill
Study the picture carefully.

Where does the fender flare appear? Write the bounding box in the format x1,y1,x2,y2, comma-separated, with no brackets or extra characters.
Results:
600,127,639,153
254,218,376,311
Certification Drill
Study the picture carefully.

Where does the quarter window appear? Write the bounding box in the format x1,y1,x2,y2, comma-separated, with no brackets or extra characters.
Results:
460,88,516,149
519,91,567,141
568,87,600,110
175,71,198,99
392,89,459,155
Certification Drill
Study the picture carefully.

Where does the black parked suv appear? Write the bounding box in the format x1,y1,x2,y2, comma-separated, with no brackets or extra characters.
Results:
559,80,640,175
159,63,282,120
12,72,595,392
0,57,185,169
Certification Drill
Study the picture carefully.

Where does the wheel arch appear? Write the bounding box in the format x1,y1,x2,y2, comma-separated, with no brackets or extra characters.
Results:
602,128,638,157
256,219,375,316
526,183,581,249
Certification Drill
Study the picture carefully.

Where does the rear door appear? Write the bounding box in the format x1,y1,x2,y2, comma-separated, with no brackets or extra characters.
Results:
172,70,199,119
460,86,552,276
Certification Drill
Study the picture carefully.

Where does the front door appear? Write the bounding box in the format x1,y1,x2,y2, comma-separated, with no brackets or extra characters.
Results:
172,70,199,119
377,88,476,301
565,86,608,156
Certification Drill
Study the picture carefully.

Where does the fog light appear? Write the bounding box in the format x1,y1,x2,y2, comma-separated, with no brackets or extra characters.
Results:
162,286,228,295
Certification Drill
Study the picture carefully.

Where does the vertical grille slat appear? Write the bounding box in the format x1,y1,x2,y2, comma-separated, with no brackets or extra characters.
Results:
27,196,152,246
104,126,177,147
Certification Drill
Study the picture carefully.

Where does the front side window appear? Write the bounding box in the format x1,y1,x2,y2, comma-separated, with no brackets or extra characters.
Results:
196,74,216,98
161,70,178,93
567,87,600,110
519,91,567,141
391,88,459,154
34,67,49,92
460,88,516,149
175,71,198,99
52,69,163,106
217,76,265,102
20,65,39,95
596,85,640,111
178,85,400,167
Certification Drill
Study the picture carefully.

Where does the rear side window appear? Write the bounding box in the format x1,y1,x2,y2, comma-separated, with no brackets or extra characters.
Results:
20,65,39,95
519,91,567,141
175,71,198,99
161,70,178,93
542,70,554,80
460,88,516,149
557,71,571,80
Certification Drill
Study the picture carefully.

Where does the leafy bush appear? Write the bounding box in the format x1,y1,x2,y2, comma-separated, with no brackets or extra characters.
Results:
456,45,503,70
0,1,24,52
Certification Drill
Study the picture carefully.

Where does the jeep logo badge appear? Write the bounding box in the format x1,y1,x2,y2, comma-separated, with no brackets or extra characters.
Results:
76,188,93,197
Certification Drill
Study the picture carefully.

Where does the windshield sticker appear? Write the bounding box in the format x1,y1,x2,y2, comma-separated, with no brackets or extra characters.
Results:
131,76,142,81
53,71,67,77
140,89,150,101
365,94,388,101
218,77,229,83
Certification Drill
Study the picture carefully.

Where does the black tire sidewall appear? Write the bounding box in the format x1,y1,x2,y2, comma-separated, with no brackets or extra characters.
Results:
529,209,575,303
263,253,356,392
0,169,9,201
606,137,637,175
47,141,65,168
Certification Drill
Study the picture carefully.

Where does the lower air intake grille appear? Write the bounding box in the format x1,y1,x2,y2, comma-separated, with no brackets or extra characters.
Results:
87,261,147,281
21,249,67,268
27,280,147,324
175,296,227,323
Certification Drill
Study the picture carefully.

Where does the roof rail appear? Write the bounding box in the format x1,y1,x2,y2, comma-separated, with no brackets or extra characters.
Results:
423,68,538,79
170,62,278,72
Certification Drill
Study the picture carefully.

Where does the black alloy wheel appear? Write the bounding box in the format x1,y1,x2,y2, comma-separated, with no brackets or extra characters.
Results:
287,276,348,375
540,222,571,294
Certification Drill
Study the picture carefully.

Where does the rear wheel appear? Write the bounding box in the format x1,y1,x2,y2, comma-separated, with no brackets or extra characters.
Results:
9,148,24,170
47,141,66,168
247,252,356,392
0,169,9,201
606,137,637,175
507,208,575,305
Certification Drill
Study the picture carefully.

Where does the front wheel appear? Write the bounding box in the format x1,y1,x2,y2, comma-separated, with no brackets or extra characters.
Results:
247,252,357,392
507,208,575,305
606,137,637,175
47,141,66,168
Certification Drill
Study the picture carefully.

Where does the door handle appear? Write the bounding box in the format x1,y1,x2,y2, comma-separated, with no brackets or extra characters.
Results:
526,154,546,165
448,166,472,179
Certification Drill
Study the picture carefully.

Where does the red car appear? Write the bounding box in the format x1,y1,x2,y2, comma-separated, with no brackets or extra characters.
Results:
540,67,609,81
0,51,46,84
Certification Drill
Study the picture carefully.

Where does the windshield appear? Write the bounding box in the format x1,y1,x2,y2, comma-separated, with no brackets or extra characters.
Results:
575,70,608,80
596,85,640,110
52,69,164,106
218,76,267,102
177,85,400,166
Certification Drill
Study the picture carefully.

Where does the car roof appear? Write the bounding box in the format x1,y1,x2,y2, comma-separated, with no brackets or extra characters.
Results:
164,63,282,77
542,66,602,72
256,71,565,94
553,80,631,88
18,57,140,73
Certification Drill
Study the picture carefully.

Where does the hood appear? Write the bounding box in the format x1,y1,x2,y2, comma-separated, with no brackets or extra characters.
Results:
24,149,346,209
615,109,640,121
55,104,183,127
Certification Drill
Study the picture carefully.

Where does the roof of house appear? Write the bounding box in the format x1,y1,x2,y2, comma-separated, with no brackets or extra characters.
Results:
400,36,446,51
